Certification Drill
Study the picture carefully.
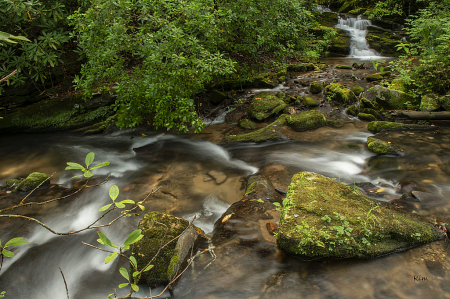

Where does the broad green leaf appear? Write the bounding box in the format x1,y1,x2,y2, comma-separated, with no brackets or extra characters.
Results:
131,284,139,292
83,170,93,178
97,232,118,248
99,204,112,211
118,283,129,288
4,237,28,248
85,152,95,167
132,271,140,277
123,230,142,246
66,162,84,170
256,199,264,203
104,251,118,264
109,185,119,201
90,162,110,170
115,202,125,209
2,249,14,258
138,204,145,211
119,267,129,280
272,202,281,207
143,264,154,272
130,256,137,268
120,199,135,205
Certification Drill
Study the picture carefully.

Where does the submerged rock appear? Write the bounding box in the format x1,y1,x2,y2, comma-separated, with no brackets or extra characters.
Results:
16,172,49,192
324,83,357,105
276,172,442,259
285,111,326,132
132,212,201,287
367,121,435,133
249,92,287,121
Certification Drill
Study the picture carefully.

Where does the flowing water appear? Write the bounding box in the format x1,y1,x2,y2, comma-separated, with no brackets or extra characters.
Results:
0,122,449,298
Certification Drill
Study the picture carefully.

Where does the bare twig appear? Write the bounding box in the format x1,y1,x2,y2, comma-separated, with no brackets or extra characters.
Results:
59,267,69,299
81,242,114,254
20,173,56,204
0,69,17,83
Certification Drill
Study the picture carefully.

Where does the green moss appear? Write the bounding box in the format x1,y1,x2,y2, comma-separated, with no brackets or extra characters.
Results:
346,104,358,116
389,79,407,92
278,76,286,83
358,113,377,122
249,92,287,121
5,179,22,188
276,172,441,259
310,82,323,94
336,65,352,69
325,83,357,104
373,85,416,110
328,29,351,57
303,97,320,107
16,172,49,192
225,116,286,142
348,7,366,15
367,136,395,154
367,121,433,133
351,86,364,96
420,95,440,112
287,63,315,72
439,95,450,111
285,111,326,131
360,98,377,110
132,212,190,286
366,72,389,82
239,119,256,129
361,108,381,119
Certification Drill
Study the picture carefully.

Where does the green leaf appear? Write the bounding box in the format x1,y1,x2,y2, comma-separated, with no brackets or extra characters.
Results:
66,162,85,170
119,267,129,281
272,202,281,207
115,202,125,209
256,199,264,203
123,230,143,246
138,204,145,211
4,237,28,248
2,249,14,258
118,283,129,288
130,256,137,268
120,199,135,205
97,232,118,248
99,204,112,211
85,152,95,167
109,185,119,201
132,271,140,277
104,251,118,264
83,171,93,178
131,284,139,292
90,162,110,170
143,264,154,272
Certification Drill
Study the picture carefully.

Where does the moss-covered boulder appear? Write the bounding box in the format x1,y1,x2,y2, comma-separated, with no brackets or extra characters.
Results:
358,113,376,122
225,116,286,142
439,95,450,111
16,172,49,192
360,98,377,110
346,104,358,116
351,86,364,96
132,212,200,286
420,95,440,112
303,97,320,107
367,121,434,133
389,79,407,92
325,83,357,104
239,119,256,129
309,82,323,94
249,92,287,121
361,108,381,119
328,29,351,57
367,136,396,154
285,111,326,132
210,90,227,104
276,172,442,259
336,65,352,69
373,85,416,110
366,25,402,57
5,179,22,189
366,72,390,82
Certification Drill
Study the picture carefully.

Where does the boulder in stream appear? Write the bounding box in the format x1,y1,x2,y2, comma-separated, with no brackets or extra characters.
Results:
249,91,287,121
367,136,397,155
373,85,416,110
285,111,326,132
420,95,440,112
309,82,323,94
324,83,357,104
16,172,49,192
276,172,442,259
225,116,286,142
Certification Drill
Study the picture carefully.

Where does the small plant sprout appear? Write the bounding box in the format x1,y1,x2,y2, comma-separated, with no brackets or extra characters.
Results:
97,229,144,264
65,152,110,178
99,185,138,211
0,237,29,269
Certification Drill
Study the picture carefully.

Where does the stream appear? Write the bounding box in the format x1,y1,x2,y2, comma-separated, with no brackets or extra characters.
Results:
0,120,449,298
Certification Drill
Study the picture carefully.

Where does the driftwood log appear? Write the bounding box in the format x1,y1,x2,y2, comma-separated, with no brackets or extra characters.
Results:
402,111,450,120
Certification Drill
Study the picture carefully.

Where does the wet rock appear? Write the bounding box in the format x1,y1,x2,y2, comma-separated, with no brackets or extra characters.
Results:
5,179,22,189
324,83,357,104
225,116,286,143
207,170,227,184
420,95,440,112
373,85,416,110
249,91,287,121
351,85,364,96
287,63,315,72
367,121,435,133
346,104,358,116
277,172,443,259
366,72,390,82
309,82,323,94
360,97,377,110
412,191,446,208
367,136,397,155
361,108,381,119
366,25,402,57
132,211,202,287
302,96,320,107
285,111,326,132
259,163,294,191
210,90,227,104
358,113,376,122
336,64,352,69
239,119,256,129
16,172,49,192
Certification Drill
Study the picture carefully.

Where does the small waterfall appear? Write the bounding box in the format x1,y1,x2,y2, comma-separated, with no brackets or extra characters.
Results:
335,15,380,58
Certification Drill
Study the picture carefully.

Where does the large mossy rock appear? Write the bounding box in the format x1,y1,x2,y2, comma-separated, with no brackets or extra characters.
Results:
367,121,435,133
366,25,402,57
132,212,200,287
276,172,442,259
367,136,396,155
225,116,286,143
16,172,49,192
373,85,416,110
329,29,351,57
325,83,357,104
285,111,326,132
420,95,440,112
309,82,323,94
249,92,287,121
